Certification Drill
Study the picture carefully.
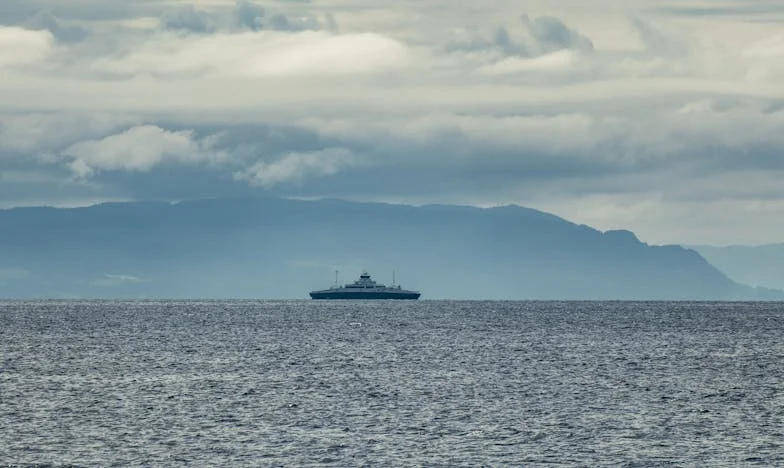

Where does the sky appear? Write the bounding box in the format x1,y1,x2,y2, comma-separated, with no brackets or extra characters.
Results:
1,0,783,246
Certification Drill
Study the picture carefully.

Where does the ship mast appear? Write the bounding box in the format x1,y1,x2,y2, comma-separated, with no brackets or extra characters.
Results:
334,269,339,287
392,269,396,286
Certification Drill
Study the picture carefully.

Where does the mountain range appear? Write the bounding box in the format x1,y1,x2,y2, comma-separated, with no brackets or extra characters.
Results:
0,197,780,300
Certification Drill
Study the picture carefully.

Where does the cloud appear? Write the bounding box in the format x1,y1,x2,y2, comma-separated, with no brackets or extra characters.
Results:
235,0,266,31
235,148,356,188
160,5,215,34
91,273,147,287
89,30,410,78
478,50,577,75
62,125,226,178
234,0,326,32
741,34,784,83
655,3,784,21
0,112,141,155
520,14,593,55
158,1,332,34
103,273,144,282
287,98,784,203
630,17,684,56
0,0,170,22
23,10,88,43
2,2,784,244
0,26,53,68
445,14,592,59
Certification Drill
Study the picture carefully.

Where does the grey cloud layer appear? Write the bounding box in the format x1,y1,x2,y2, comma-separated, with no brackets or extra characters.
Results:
1,0,783,244
161,1,334,34
445,14,593,57
23,10,88,42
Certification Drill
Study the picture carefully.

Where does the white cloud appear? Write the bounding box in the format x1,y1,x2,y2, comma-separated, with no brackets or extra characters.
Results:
104,273,144,282
62,125,226,177
743,34,784,59
478,50,578,75
89,30,410,79
0,112,141,154
91,273,147,287
0,27,53,68
741,34,784,83
235,148,356,188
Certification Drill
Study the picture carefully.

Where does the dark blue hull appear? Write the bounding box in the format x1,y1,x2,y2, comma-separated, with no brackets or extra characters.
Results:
310,291,420,300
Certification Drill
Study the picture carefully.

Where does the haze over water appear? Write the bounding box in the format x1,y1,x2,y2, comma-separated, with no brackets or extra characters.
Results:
1,300,782,466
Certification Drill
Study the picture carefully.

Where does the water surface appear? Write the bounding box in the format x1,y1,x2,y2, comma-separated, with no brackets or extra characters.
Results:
1,300,782,466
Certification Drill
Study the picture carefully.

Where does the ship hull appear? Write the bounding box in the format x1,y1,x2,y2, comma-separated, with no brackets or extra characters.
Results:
309,271,420,299
310,291,420,300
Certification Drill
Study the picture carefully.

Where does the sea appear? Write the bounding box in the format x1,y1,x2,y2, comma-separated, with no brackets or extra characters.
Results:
1,300,782,467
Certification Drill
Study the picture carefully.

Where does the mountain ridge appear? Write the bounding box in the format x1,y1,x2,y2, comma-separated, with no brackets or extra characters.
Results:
0,196,780,300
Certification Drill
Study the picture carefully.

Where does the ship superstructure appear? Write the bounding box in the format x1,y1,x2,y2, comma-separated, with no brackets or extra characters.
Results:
309,271,420,300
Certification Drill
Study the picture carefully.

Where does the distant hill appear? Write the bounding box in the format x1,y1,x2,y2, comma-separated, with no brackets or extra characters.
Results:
0,197,780,299
691,244,784,291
